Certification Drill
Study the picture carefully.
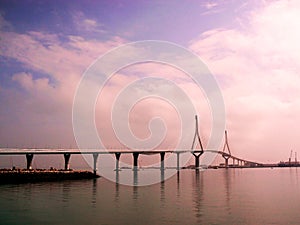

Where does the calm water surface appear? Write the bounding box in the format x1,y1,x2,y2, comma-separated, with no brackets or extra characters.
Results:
1,168,300,225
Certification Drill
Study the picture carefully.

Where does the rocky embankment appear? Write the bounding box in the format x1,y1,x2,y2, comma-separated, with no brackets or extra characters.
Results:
0,169,99,184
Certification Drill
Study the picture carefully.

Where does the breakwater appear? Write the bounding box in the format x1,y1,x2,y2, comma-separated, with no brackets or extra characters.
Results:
0,169,99,184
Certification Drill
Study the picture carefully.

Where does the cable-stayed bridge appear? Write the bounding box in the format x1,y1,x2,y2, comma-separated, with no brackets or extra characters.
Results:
0,116,263,174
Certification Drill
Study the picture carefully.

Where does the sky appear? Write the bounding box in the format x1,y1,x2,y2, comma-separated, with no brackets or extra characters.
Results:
1,0,300,165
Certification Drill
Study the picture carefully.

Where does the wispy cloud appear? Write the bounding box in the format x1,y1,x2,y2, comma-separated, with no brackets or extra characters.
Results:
1,13,203,151
0,14,124,147
190,0,300,161
203,2,219,10
72,11,106,34
200,1,225,15
0,13,12,30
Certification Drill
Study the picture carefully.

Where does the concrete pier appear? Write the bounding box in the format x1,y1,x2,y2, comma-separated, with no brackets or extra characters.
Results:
93,153,99,175
222,154,230,168
115,153,121,171
64,153,71,170
176,152,180,170
133,152,139,170
0,169,99,184
160,152,165,170
133,169,138,186
26,154,34,170
193,152,204,169
160,166,165,182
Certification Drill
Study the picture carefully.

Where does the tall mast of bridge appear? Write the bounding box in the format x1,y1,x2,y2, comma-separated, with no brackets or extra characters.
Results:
191,115,204,151
191,115,204,169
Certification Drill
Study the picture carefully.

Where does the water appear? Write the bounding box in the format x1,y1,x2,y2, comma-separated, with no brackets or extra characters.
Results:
1,168,300,225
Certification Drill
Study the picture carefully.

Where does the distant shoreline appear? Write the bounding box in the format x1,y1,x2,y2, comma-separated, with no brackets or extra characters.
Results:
0,169,100,184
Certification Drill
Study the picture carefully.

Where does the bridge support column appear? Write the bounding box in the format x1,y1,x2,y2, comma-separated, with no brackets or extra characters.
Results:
64,153,71,170
160,152,165,170
160,152,165,182
225,158,229,168
161,168,165,182
115,153,121,171
133,152,139,170
222,155,230,168
176,152,180,170
93,153,99,175
233,158,235,166
193,152,204,169
26,153,34,170
133,169,138,186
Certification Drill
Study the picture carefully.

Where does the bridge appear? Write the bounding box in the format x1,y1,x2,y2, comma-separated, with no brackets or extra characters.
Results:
0,116,263,174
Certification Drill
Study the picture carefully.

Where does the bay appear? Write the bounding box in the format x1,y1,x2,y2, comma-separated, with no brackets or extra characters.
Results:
1,168,300,225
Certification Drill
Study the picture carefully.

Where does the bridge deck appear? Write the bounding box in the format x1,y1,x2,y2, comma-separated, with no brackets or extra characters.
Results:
0,148,262,165
0,148,209,155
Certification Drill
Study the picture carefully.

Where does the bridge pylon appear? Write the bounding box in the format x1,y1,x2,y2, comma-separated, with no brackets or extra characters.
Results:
191,115,204,169
222,130,231,168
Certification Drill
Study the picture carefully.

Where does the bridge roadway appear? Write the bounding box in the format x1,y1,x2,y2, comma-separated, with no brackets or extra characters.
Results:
0,148,263,174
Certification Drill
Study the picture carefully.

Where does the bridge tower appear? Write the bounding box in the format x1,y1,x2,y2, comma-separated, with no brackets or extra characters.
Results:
191,115,204,169
222,130,231,168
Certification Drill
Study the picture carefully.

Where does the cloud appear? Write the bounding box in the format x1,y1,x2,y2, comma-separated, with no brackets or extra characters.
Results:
203,2,219,10
190,0,300,162
94,62,214,151
83,19,98,29
0,14,125,148
0,13,12,30
12,72,52,91
72,11,106,34
1,14,207,156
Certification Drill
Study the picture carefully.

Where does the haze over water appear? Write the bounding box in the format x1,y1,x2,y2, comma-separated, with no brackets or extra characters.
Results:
1,168,300,225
